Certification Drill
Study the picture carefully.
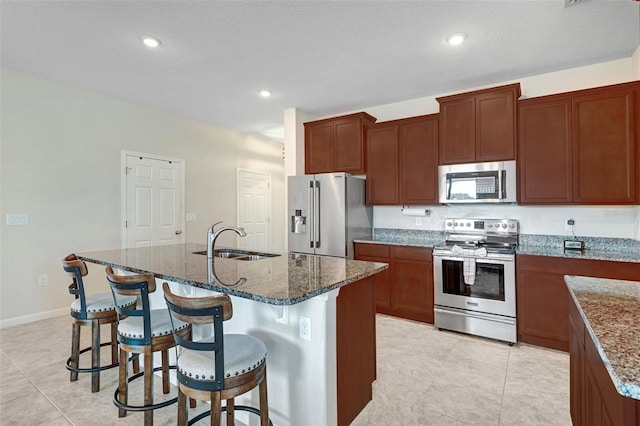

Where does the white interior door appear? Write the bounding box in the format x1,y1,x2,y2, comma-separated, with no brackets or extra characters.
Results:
237,169,271,251
124,153,184,248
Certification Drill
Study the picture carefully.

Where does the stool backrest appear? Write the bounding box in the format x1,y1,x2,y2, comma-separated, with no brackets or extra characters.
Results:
105,266,156,345
162,282,233,391
62,254,90,319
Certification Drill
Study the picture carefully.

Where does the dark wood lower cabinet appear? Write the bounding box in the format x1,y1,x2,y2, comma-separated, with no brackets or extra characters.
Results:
355,243,433,324
336,275,376,426
569,294,640,426
517,255,640,352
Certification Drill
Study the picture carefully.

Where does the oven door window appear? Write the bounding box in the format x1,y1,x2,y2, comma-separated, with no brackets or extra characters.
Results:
441,259,505,301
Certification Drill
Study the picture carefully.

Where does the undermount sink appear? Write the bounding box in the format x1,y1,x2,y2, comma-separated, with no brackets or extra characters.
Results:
192,248,280,261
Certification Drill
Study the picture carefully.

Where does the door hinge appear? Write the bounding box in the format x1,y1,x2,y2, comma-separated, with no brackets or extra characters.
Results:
125,167,132,174
125,220,128,228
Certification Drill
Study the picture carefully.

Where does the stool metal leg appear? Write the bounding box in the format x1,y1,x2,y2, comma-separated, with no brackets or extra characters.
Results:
70,323,80,382
91,320,100,392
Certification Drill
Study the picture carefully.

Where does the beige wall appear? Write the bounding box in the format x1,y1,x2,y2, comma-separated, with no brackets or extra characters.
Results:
0,69,285,325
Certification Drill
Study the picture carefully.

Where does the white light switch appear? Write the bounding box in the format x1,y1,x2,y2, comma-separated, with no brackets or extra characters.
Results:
186,213,197,222
6,214,29,226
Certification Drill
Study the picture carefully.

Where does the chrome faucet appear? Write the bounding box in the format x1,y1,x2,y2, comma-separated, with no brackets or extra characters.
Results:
207,221,247,258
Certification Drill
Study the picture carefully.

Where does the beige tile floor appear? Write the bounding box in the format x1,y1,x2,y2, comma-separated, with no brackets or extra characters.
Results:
0,313,571,425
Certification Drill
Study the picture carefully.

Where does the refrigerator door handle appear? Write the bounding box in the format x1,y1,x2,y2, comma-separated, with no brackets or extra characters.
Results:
308,181,315,248
314,181,321,248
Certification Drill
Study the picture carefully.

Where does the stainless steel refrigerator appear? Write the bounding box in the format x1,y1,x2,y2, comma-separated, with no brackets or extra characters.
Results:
288,173,372,259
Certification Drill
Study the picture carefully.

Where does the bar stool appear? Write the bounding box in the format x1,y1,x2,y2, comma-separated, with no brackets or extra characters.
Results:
163,282,271,426
63,254,137,393
106,266,191,426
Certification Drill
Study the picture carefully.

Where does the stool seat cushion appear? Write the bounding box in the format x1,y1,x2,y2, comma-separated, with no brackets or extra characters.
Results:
177,334,266,381
118,309,188,339
70,292,136,313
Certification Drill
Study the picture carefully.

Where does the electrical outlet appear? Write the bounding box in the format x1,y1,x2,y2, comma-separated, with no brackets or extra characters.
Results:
6,214,29,226
415,217,422,226
186,213,197,222
565,218,575,231
299,316,311,341
38,274,48,286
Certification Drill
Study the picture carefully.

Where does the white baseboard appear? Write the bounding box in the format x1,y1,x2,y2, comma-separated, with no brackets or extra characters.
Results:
0,307,68,329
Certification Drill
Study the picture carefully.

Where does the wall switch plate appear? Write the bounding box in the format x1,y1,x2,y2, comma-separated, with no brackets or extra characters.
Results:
565,218,575,231
6,214,29,226
38,274,48,286
186,213,197,222
299,316,311,341
415,217,422,226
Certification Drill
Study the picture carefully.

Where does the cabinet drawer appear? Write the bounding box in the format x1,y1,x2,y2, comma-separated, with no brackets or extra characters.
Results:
355,243,390,258
391,246,432,262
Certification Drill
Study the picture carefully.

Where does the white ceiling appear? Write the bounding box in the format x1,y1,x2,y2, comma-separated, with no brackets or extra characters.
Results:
2,1,639,142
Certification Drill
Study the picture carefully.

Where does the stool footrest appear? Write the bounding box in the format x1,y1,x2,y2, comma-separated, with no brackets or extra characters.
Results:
66,341,119,374
113,365,178,413
188,405,273,426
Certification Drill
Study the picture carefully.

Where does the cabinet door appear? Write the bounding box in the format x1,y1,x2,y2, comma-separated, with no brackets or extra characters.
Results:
438,97,476,164
366,125,399,205
335,117,365,173
516,268,570,351
568,306,584,426
354,244,392,311
391,246,433,324
518,97,573,203
476,89,517,161
400,116,439,204
572,86,637,204
305,122,334,174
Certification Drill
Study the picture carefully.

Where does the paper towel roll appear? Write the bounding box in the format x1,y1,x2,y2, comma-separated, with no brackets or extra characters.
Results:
401,208,430,217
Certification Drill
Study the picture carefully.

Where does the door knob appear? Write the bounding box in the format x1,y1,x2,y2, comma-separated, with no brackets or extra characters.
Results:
175,230,183,235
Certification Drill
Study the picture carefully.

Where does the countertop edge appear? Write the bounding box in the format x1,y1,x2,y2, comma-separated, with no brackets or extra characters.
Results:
565,276,640,400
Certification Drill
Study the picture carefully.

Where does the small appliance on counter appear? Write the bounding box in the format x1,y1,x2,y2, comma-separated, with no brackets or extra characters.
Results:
433,218,519,344
287,173,372,259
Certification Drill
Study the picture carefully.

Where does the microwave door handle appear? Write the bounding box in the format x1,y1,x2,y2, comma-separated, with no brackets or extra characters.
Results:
500,169,506,199
446,175,452,199
314,181,321,248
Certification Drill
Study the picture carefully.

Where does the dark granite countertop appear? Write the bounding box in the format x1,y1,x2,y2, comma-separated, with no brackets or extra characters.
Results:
565,276,640,400
77,243,388,306
355,229,640,263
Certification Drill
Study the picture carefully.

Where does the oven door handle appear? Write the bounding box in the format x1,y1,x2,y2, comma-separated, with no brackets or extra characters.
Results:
434,307,516,325
433,255,514,263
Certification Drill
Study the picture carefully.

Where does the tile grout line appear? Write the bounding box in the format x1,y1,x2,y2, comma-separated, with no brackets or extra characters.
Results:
1,347,75,425
496,346,512,426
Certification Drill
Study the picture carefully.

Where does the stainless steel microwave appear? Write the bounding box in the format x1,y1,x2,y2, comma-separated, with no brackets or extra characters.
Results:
438,160,517,204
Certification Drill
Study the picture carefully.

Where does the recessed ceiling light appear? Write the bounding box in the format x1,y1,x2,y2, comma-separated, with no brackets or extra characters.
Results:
445,33,466,46
140,35,161,48
259,89,272,98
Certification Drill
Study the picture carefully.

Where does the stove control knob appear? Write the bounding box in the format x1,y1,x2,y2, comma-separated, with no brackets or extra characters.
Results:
453,222,458,226
487,224,492,228
466,223,471,227
509,223,515,229
502,223,507,229
446,221,452,227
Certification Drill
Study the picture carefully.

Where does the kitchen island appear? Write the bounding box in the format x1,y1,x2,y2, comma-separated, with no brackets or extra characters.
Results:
77,243,388,426
565,275,640,425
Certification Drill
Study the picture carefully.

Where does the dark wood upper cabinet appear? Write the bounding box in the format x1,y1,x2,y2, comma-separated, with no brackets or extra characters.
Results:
572,84,637,204
400,115,439,204
437,83,520,164
366,123,399,205
305,112,376,175
366,114,439,205
519,81,640,205
518,96,573,203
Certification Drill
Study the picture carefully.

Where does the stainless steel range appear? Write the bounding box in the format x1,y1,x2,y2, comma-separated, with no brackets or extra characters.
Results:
433,218,518,344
